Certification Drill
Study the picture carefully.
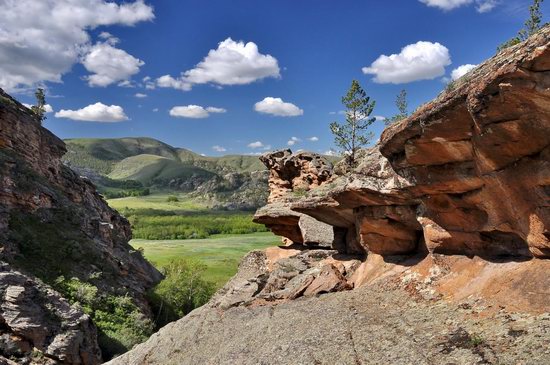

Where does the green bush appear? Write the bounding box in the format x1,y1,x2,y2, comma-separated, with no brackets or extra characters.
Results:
121,209,268,240
54,277,154,360
148,259,215,328
166,195,179,202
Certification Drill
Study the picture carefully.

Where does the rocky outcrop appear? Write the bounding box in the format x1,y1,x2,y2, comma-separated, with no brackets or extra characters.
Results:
0,89,162,363
290,25,550,259
253,150,342,248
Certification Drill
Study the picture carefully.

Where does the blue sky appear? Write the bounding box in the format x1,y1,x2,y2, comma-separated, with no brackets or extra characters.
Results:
2,0,547,156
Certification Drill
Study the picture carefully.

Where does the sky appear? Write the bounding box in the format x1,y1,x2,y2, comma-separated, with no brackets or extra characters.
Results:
1,0,548,156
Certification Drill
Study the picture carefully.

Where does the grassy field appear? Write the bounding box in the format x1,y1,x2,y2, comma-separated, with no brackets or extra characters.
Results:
108,192,207,211
131,232,279,287
107,193,275,287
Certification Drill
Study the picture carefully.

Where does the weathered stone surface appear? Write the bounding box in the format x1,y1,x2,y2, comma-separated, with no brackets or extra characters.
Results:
260,149,333,203
209,248,357,309
0,264,101,364
108,254,550,365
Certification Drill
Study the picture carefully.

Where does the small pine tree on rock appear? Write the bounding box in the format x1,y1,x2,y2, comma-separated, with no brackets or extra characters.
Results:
386,89,408,126
498,0,545,51
31,88,47,124
329,80,376,167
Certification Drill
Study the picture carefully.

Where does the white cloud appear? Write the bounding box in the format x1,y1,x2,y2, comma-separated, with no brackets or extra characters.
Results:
451,64,477,80
169,105,209,119
23,103,53,113
118,80,136,88
156,38,280,91
362,41,451,84
152,108,159,112
287,136,301,146
419,0,498,12
0,0,154,92
55,102,128,122
157,75,191,91
374,116,387,122
212,145,227,152
168,105,226,119
476,0,498,13
248,141,265,149
324,150,339,156
205,106,227,113
308,136,319,142
254,97,304,117
135,93,147,98
82,41,144,87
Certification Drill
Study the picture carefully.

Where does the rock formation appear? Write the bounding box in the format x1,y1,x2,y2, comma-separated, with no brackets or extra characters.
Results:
0,90,162,363
253,150,340,248
110,26,550,365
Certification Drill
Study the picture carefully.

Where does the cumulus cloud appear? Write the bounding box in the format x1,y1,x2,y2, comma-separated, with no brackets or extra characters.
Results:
419,0,498,12
212,145,227,152
308,136,319,142
55,102,128,122
135,93,147,98
82,41,145,87
157,75,191,91
248,141,270,149
287,137,301,146
451,64,477,80
205,107,227,113
0,0,154,92
157,38,280,91
362,41,451,84
254,97,304,117
169,105,226,119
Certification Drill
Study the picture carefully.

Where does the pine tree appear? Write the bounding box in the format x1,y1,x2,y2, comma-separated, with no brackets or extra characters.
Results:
31,88,47,124
329,80,376,167
386,89,408,126
498,0,545,51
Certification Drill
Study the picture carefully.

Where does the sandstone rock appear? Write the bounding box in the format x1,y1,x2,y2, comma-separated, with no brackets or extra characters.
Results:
259,149,333,203
210,248,358,308
258,25,550,259
253,202,340,248
302,264,352,296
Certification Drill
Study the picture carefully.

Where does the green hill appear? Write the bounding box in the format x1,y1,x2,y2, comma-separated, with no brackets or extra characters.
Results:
109,154,214,185
64,137,264,175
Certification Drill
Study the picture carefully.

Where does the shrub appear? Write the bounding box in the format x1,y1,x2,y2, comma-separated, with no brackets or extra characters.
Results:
149,259,215,328
53,276,154,360
166,195,179,202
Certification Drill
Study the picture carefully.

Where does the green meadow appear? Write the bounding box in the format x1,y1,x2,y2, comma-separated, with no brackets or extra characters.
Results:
131,232,279,287
107,193,277,287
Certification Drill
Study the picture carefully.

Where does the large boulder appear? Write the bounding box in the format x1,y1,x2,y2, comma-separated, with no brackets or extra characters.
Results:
0,264,101,364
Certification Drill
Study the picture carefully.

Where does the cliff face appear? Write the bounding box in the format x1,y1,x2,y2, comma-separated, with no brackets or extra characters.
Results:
109,26,550,365
0,90,162,363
